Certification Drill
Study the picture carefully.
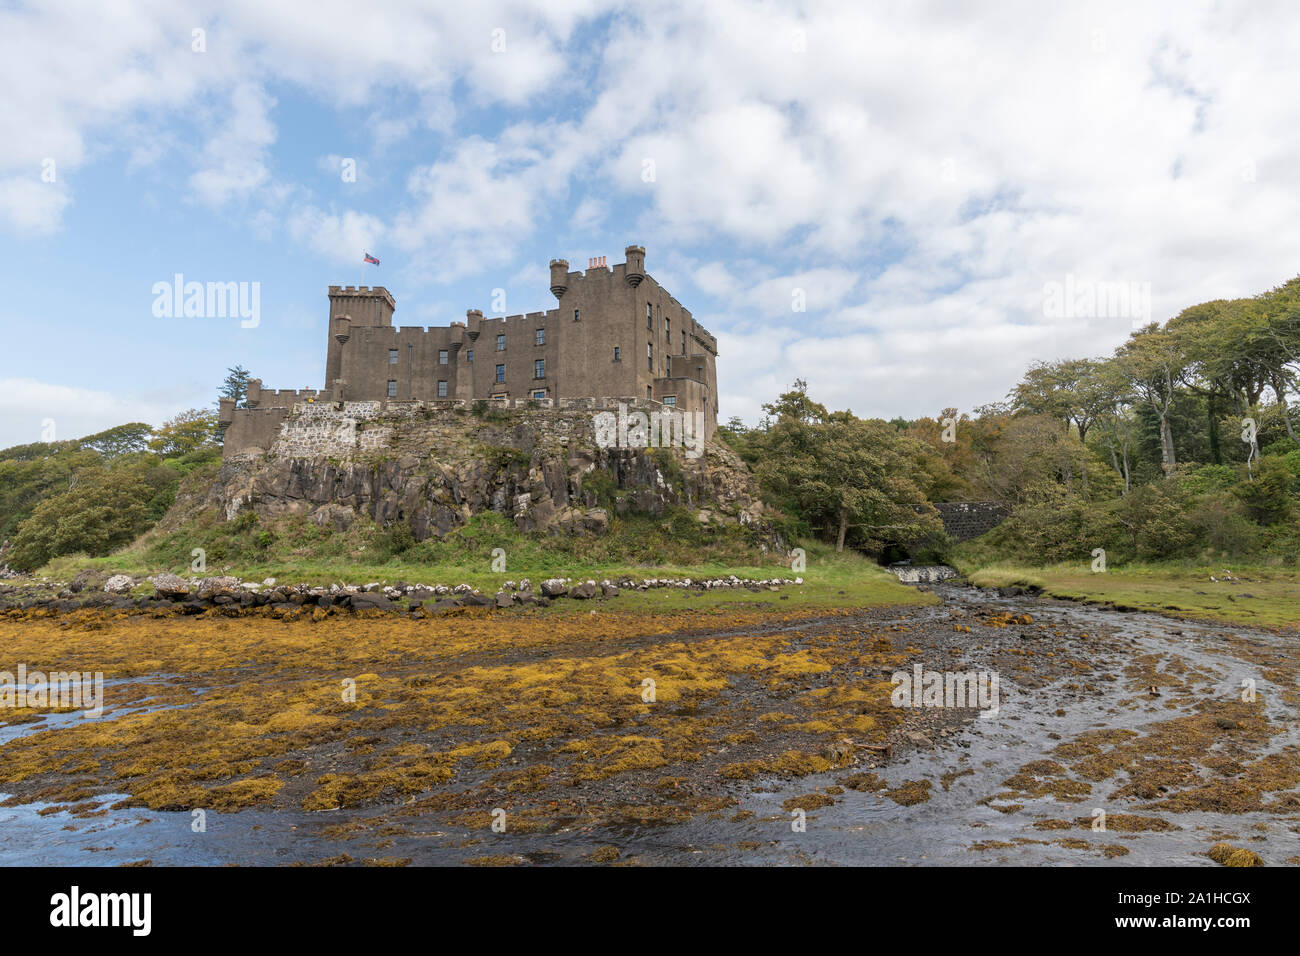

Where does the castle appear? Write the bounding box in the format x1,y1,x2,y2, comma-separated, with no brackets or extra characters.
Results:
219,245,719,457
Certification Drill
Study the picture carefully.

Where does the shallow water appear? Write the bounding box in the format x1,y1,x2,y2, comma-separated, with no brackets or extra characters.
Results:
2,587,1296,866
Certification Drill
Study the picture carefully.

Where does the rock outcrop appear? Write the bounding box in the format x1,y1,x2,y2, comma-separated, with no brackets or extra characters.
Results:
188,401,778,545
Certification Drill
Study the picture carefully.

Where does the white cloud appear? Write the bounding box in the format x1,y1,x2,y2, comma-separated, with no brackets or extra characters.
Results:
286,206,386,265
10,0,1300,425
189,82,277,208
0,379,194,451
0,177,71,235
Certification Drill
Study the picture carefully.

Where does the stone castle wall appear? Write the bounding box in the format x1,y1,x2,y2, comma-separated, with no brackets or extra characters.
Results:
252,397,679,462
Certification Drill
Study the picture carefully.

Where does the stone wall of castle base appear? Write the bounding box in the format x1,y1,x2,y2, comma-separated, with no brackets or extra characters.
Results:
220,395,712,461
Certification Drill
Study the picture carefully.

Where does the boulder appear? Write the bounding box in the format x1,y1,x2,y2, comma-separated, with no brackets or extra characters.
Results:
349,592,395,612
582,508,609,534
103,574,134,594
540,578,569,598
196,576,242,600
150,573,191,599
494,591,514,609
70,569,107,593
570,581,598,600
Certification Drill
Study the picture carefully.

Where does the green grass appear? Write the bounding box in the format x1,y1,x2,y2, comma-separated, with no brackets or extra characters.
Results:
38,531,930,615
958,560,1300,630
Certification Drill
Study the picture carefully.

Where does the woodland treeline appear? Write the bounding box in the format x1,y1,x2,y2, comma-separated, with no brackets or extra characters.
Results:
723,276,1300,565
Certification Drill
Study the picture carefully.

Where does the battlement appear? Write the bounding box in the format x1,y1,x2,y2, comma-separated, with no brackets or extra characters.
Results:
251,387,323,403
328,285,396,307
244,378,328,409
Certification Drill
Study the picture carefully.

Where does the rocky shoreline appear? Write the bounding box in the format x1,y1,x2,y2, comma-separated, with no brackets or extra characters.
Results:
0,569,803,619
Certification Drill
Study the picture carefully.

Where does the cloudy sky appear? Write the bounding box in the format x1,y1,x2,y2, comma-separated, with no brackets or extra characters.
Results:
3,0,1299,448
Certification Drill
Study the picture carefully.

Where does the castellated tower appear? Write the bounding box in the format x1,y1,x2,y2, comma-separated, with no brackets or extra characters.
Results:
549,259,569,298
325,286,396,397
623,245,645,286
221,245,719,457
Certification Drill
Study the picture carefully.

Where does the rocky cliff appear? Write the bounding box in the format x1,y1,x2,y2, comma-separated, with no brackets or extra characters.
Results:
188,399,777,545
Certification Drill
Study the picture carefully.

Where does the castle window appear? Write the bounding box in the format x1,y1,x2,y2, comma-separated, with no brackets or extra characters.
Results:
388,349,399,365
437,380,447,398
496,364,506,384
467,349,474,363
613,346,620,362
682,330,686,354
535,328,545,346
646,303,652,328
387,380,398,398
647,343,653,371
573,309,580,321
532,390,546,400
534,359,545,379
439,349,448,365
496,334,506,351
663,396,676,407
665,318,670,341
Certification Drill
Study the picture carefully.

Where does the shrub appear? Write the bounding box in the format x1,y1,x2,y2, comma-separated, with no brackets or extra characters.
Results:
1234,459,1293,525
1188,492,1261,556
1113,481,1195,560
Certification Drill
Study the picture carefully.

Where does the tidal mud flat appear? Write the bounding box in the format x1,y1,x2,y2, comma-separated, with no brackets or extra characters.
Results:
0,586,1296,866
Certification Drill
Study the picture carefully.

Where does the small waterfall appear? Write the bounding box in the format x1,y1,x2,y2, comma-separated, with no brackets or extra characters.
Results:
888,564,959,585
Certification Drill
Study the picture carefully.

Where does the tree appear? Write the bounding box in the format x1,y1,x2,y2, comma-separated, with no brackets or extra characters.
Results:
1257,277,1300,447
972,412,1094,503
1011,357,1110,445
1170,299,1273,466
148,409,219,457
1116,326,1185,475
753,387,941,553
9,466,171,570
80,422,154,459
1088,360,1139,494
219,365,252,408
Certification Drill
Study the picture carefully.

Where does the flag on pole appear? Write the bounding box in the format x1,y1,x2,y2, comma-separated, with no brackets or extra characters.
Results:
363,253,380,265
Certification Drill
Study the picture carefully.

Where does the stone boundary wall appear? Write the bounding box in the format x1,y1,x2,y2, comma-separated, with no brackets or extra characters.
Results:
932,501,1009,541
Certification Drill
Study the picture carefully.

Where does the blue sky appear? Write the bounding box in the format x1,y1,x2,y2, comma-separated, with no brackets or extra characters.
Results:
3,0,1300,448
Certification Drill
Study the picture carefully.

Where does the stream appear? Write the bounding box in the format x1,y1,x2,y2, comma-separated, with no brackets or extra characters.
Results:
2,583,1296,866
